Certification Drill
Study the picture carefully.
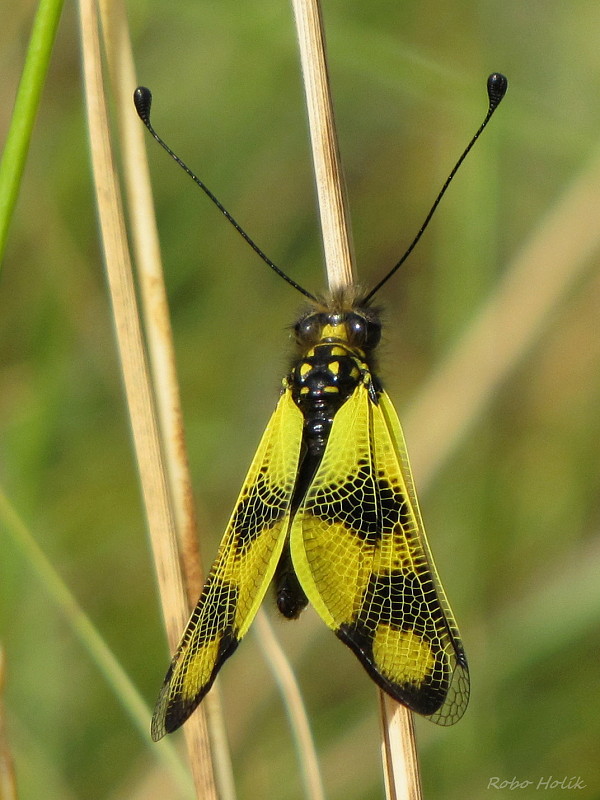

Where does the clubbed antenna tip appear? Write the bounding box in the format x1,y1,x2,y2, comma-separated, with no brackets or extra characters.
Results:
487,73,508,111
133,86,153,126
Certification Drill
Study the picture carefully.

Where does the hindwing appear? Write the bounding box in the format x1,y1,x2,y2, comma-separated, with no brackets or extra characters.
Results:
290,382,469,724
151,389,303,740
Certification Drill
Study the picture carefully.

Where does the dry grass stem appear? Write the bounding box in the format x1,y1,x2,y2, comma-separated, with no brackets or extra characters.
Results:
291,0,356,290
96,1,237,796
380,694,422,800
97,0,204,603
290,1,421,797
77,0,217,795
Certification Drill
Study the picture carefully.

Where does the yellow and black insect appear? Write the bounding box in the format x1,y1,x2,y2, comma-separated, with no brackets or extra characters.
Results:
134,73,507,740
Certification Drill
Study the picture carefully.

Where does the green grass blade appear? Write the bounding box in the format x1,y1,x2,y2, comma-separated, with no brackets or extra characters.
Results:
0,0,64,264
0,486,194,797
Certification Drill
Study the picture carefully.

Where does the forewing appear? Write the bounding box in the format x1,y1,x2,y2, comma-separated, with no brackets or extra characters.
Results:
152,389,303,739
290,384,469,724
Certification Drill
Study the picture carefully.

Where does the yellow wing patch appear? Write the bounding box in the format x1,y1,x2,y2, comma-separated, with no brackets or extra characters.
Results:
151,389,303,740
291,383,469,724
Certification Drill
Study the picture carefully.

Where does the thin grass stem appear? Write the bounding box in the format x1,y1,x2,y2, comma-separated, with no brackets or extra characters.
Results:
95,0,236,795
255,610,325,800
289,2,422,798
76,0,217,795
96,0,205,605
0,0,64,264
0,487,192,795
291,0,356,291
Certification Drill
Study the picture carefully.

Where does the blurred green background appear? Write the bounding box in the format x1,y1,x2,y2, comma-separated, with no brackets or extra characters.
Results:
1,0,599,798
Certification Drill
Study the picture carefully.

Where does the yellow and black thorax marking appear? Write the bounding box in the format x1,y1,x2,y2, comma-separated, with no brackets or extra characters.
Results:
289,308,381,453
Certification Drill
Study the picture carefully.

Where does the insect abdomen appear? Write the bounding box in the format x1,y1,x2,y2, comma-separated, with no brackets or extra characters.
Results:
275,342,368,619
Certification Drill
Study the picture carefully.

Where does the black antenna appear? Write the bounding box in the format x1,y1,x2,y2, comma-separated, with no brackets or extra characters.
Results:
133,87,318,303
363,72,508,303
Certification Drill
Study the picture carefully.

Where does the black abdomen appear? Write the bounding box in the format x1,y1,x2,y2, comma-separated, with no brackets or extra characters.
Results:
275,343,366,619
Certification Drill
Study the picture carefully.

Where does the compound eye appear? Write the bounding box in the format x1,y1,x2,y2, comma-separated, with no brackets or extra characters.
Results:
295,314,321,344
346,314,381,349
347,316,367,346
